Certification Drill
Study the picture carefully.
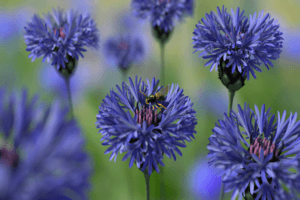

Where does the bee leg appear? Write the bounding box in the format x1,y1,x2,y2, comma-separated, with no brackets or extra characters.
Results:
157,103,167,110
139,91,147,97
155,105,161,112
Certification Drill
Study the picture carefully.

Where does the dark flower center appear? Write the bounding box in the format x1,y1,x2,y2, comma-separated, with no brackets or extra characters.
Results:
225,31,244,51
117,42,128,50
130,105,164,172
225,31,244,40
249,137,283,162
243,137,282,200
158,0,170,5
54,27,66,39
134,105,160,127
250,137,277,159
0,141,19,169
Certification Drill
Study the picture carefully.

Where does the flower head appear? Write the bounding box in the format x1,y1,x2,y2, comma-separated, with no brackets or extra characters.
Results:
96,76,197,175
207,103,300,200
0,88,92,200
103,34,145,71
24,7,99,70
192,6,283,80
131,0,194,33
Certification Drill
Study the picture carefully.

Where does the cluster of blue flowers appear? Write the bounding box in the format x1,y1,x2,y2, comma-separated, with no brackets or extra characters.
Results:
0,89,92,199
1,0,298,199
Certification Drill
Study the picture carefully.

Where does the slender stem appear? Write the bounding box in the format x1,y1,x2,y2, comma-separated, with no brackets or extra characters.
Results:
228,90,235,115
64,77,74,119
219,180,225,200
143,170,150,200
219,89,236,200
159,43,166,200
122,69,128,83
160,42,165,86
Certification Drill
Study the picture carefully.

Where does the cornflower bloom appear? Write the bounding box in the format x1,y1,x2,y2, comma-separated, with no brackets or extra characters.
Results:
96,76,197,200
103,34,144,79
96,76,197,175
192,6,283,91
24,7,100,118
187,157,222,200
0,88,92,200
207,103,300,200
131,0,194,34
132,0,194,87
24,7,99,71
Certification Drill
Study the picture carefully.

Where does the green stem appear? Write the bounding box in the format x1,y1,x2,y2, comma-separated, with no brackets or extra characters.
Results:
219,180,225,200
159,41,166,200
64,77,74,119
219,89,236,200
143,170,150,200
228,90,235,115
160,42,165,86
121,69,128,83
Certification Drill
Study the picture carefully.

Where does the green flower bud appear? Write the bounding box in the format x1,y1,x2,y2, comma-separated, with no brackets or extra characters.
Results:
152,25,174,46
218,58,247,92
53,47,78,79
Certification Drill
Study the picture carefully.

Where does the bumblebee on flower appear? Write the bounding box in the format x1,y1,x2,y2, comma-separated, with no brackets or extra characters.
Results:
96,76,197,175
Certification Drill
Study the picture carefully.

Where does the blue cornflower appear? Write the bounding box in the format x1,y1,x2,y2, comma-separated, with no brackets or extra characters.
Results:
192,6,283,81
131,0,194,33
195,83,228,118
187,157,222,200
207,103,300,200
103,34,145,71
282,29,300,63
0,88,92,200
0,8,33,44
96,76,197,175
24,7,99,70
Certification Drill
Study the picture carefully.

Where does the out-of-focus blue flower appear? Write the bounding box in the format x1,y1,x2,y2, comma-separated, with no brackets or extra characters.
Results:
131,0,194,33
24,7,99,70
192,6,283,80
38,61,92,105
187,157,222,200
195,83,228,118
282,28,300,63
0,8,34,44
103,34,145,71
207,103,300,200
0,88,92,200
96,76,197,175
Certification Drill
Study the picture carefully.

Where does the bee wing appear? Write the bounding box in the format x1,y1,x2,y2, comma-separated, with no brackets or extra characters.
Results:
161,84,169,96
151,80,160,94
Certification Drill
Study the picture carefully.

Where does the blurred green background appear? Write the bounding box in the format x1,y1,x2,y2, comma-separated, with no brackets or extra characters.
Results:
1,0,300,199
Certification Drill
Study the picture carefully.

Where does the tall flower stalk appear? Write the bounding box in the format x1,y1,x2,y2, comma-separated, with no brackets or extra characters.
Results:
24,7,100,119
95,76,197,200
132,1,195,196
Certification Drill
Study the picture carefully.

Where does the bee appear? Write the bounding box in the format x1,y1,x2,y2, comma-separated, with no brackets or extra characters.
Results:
139,83,169,112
